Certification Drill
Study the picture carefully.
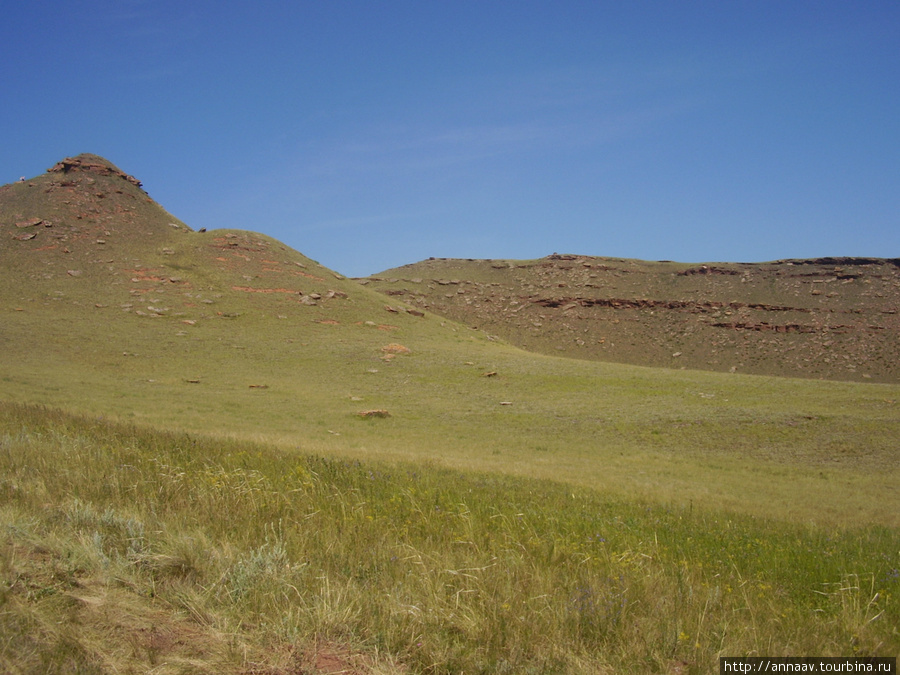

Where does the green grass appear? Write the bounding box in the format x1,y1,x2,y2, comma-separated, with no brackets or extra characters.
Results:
3,297,898,528
2,159,899,671
1,403,897,673
3,159,897,527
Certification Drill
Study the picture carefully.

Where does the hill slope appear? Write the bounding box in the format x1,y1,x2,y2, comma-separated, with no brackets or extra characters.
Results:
0,153,424,325
367,254,900,382
0,153,476,442
1,155,898,528
2,154,899,673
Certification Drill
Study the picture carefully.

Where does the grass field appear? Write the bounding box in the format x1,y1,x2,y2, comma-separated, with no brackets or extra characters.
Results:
3,294,899,529
2,159,898,671
1,403,897,674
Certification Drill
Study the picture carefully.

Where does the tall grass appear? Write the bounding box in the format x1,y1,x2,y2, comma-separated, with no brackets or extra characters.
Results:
1,403,897,673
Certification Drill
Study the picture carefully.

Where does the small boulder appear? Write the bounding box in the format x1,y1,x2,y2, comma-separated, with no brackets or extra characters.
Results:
16,217,43,228
382,343,411,355
358,409,390,419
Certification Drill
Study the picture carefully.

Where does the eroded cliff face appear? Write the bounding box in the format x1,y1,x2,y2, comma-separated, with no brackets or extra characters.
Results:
366,255,900,382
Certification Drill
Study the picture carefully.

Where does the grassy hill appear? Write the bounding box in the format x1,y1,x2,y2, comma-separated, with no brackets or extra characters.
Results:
366,254,900,382
1,155,898,672
0,154,451,433
2,403,897,673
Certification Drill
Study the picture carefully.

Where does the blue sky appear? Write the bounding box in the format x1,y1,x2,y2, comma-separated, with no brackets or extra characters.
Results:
2,1,898,277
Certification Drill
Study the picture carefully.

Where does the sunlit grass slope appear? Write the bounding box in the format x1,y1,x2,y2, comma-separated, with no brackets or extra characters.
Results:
1,404,897,674
3,288,899,527
1,157,899,528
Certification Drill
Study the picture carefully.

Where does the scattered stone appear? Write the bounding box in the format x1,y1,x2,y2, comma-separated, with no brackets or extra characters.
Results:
66,270,83,277
12,232,37,240
358,409,390,418
483,371,498,377
382,343,411,355
15,217,43,228
679,266,740,276
248,384,269,389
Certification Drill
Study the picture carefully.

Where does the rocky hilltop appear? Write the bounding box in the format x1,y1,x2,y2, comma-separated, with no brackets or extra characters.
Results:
47,154,145,188
4,153,897,383
366,254,900,382
0,154,425,336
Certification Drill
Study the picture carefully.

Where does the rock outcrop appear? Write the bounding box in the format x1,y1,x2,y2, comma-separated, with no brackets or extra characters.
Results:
48,154,144,189
365,255,900,382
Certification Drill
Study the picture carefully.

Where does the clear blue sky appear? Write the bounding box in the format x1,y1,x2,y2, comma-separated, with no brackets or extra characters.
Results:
2,1,898,277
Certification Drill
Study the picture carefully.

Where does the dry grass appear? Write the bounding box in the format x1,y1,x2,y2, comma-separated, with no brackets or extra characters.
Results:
3,295,898,529
366,255,900,383
1,403,897,673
